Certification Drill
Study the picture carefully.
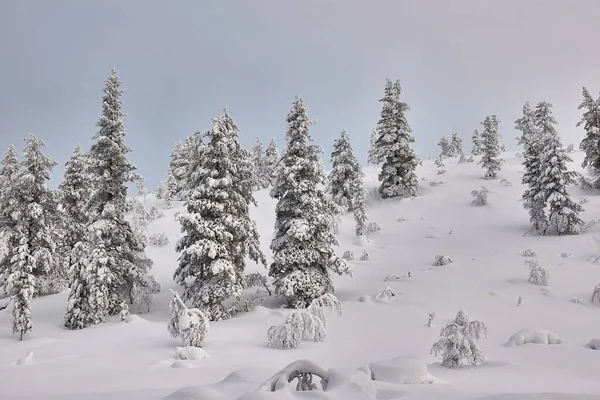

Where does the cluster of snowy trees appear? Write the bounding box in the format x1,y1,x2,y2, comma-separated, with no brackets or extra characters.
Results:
0,69,158,339
516,101,583,235
437,133,463,158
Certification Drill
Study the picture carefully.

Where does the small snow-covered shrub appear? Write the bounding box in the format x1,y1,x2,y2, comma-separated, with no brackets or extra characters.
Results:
306,293,342,327
591,284,600,305
243,272,272,296
578,174,594,190
258,360,329,392
397,217,410,222
37,277,69,296
521,249,537,257
434,156,444,168
458,154,467,164
119,301,129,321
507,329,561,345
342,250,355,261
471,186,489,206
515,152,522,158
588,338,600,350
366,222,380,233
526,260,549,286
431,310,487,368
17,351,34,366
173,211,181,222
149,233,169,247
566,143,574,153
363,355,437,384
148,205,164,221
467,155,474,163
384,274,402,282
437,169,447,175
374,287,397,302
168,290,210,348
579,197,589,205
517,296,523,307
433,255,452,266
428,312,436,327
360,250,370,260
175,345,208,360
429,180,444,187
499,179,512,187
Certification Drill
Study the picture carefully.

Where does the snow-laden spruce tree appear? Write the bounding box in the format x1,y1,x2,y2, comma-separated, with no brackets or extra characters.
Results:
174,109,266,321
471,130,482,155
535,102,583,235
353,178,368,237
263,138,280,186
373,79,419,198
251,137,270,190
0,145,21,291
5,237,35,340
578,87,600,187
327,130,364,212
58,145,91,267
478,115,502,179
166,131,207,201
431,310,487,368
269,97,352,308
516,102,547,233
437,137,451,157
168,289,210,347
368,129,380,164
450,132,463,156
73,68,156,323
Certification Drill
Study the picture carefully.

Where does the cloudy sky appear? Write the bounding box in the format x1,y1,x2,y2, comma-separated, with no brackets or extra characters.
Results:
1,0,599,188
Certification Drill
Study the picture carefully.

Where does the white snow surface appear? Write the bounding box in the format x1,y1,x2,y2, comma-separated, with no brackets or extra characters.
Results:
2,152,600,399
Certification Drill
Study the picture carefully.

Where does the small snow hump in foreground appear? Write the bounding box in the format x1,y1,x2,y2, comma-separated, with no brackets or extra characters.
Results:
362,355,439,385
175,346,209,360
588,338,600,350
16,351,34,365
507,329,562,346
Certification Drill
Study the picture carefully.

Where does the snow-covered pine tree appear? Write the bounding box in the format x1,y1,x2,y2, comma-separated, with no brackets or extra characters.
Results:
450,132,463,156
58,145,91,267
577,87,600,187
78,68,156,321
174,109,266,321
251,137,269,190
6,237,35,340
353,178,368,237
471,130,482,155
327,130,364,212
516,102,547,233
0,145,21,291
263,138,280,186
269,97,352,308
478,115,502,179
373,79,419,198
368,129,380,164
437,137,450,157
165,131,206,201
535,102,583,235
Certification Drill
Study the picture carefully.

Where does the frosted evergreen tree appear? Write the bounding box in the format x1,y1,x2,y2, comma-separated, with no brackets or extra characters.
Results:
58,145,91,266
174,109,266,321
327,130,364,212
478,115,502,179
5,237,35,340
263,138,280,186
577,88,600,187
373,79,419,198
368,129,381,164
535,102,583,235
450,132,463,156
251,137,269,190
269,97,352,309
437,137,451,157
80,68,156,321
166,131,206,201
471,130,482,155
516,102,547,233
0,145,21,290
353,181,368,237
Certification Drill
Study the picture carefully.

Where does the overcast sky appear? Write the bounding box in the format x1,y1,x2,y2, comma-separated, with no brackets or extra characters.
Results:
1,0,599,189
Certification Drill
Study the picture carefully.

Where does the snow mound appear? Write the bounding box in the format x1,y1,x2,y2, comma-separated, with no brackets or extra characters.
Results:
170,360,195,369
164,385,228,400
16,351,34,365
587,338,600,350
507,329,562,346
353,235,370,246
175,346,209,360
362,354,437,384
125,314,149,324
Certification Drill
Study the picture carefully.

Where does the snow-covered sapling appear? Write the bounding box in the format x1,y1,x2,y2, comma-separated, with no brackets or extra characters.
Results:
434,156,445,168
428,312,436,327
168,290,210,347
437,169,447,175
458,153,467,164
467,155,474,163
384,274,402,282
591,284,600,305
258,360,329,392
148,233,169,247
360,250,370,261
500,179,512,187
148,205,164,221
566,143,574,153
431,310,487,368
366,222,380,233
374,287,397,302
433,255,452,266
243,272,272,296
517,296,523,306
119,301,129,321
471,186,489,206
521,249,537,257
526,260,549,286
342,250,355,261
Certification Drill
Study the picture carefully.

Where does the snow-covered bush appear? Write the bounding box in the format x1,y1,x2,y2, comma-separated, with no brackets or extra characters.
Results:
366,222,380,234
168,290,210,348
173,211,181,222
566,143,574,153
434,156,444,168
458,153,467,164
467,155,474,163
433,255,452,266
148,233,169,247
471,186,489,206
527,260,549,286
580,197,589,205
517,296,523,306
243,272,272,296
588,338,600,350
119,301,129,321
342,250,354,261
521,249,537,257
437,169,447,175
267,294,342,350
397,217,410,222
362,355,437,384
374,287,397,302
507,329,561,345
384,274,402,281
257,360,329,392
360,250,370,261
515,152,522,158
429,180,444,187
428,312,436,327
499,179,512,187
175,345,208,360
591,284,600,304
148,205,164,221
431,310,487,368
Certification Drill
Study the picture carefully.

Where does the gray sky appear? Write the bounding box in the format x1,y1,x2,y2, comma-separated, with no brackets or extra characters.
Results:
1,0,599,189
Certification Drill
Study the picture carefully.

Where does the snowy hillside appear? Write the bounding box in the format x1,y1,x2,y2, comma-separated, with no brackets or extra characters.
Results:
2,152,600,399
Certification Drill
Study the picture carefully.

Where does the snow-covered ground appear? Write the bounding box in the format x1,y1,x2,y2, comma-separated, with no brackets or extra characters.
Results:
2,152,600,399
